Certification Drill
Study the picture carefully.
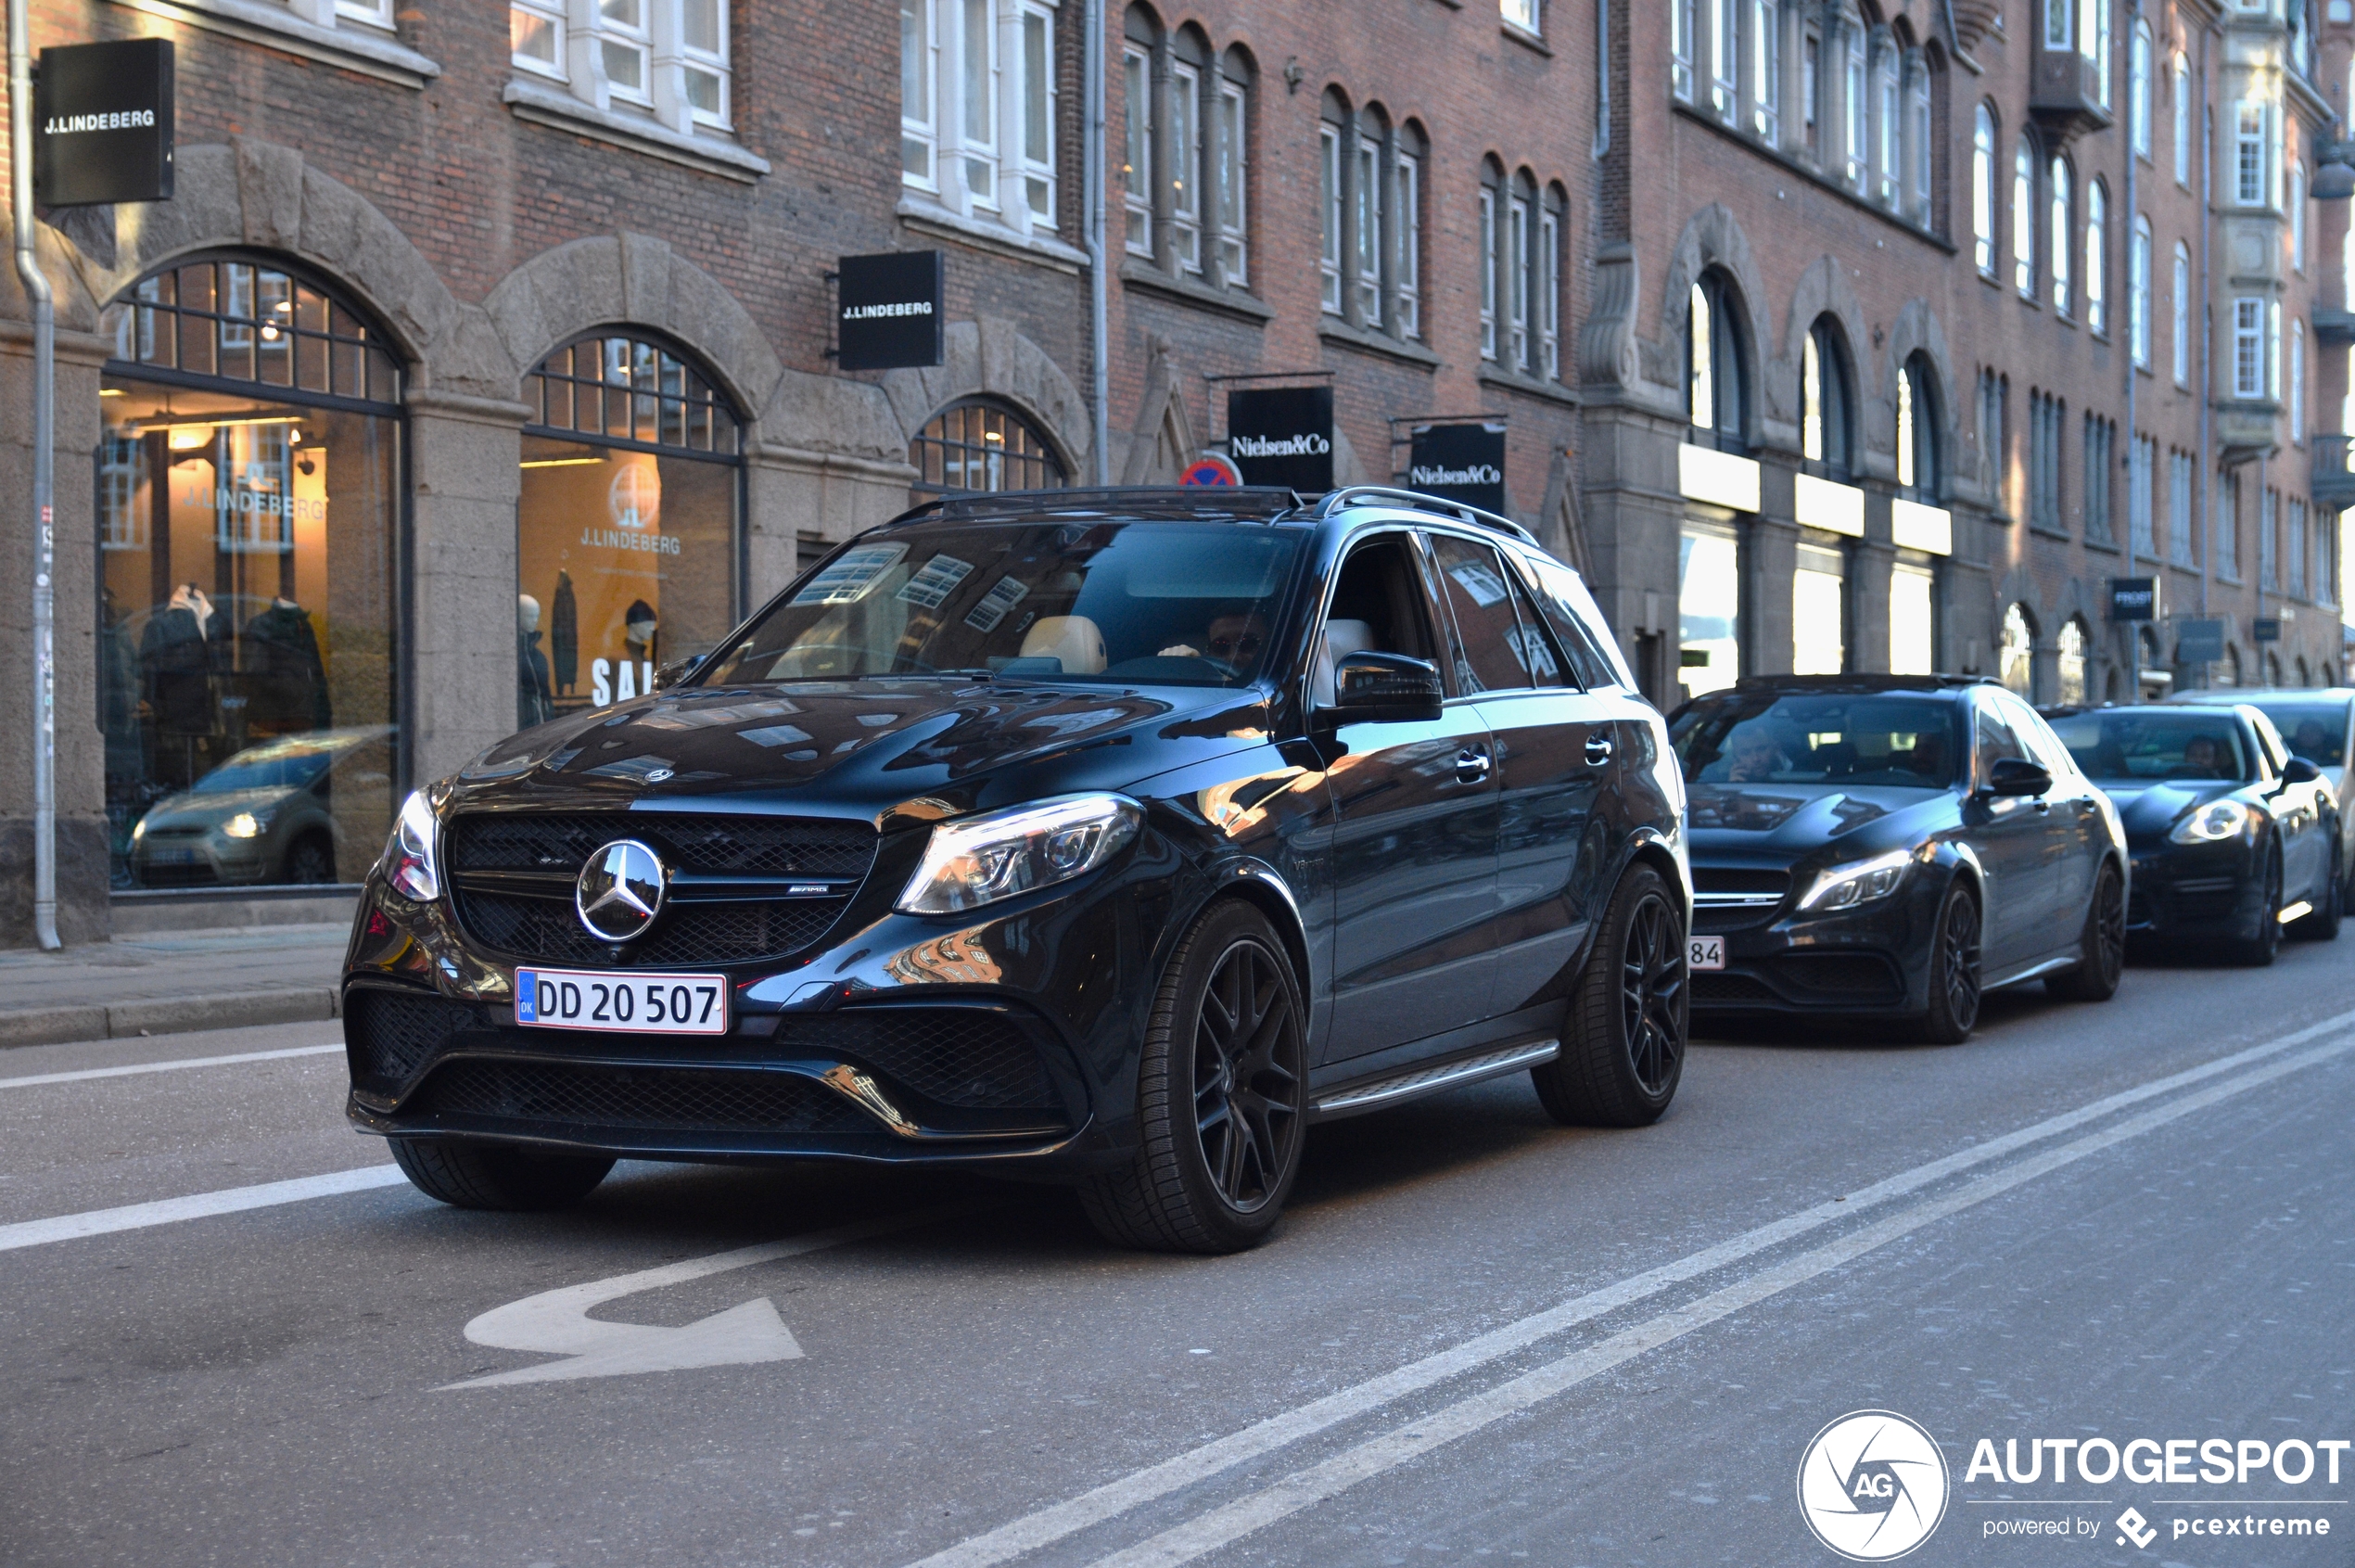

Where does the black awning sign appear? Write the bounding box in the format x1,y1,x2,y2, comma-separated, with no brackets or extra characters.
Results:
1407,421,1507,513
2108,577,2160,622
34,39,175,208
834,250,944,371
1227,386,1334,493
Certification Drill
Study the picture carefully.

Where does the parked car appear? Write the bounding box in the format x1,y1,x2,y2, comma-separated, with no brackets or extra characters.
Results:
129,726,394,886
2045,703,2340,962
1669,675,2128,1043
341,486,1689,1253
2163,686,2355,910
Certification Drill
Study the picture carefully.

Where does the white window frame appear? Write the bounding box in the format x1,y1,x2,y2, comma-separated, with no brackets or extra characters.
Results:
1712,0,1740,125
1508,189,1532,369
2292,319,2305,438
2172,240,2191,384
1320,122,1343,315
1673,0,1697,103
1478,185,1498,359
513,0,567,78
2130,214,2151,366
1395,147,1421,339
1537,203,1559,378
2085,179,2107,335
1018,2,1057,227
1875,38,1901,210
2292,161,2306,273
1171,58,1204,274
1973,105,1996,275
2171,53,2191,185
2170,449,2195,566
2132,433,2156,555
2270,299,2282,399
901,1,1059,232
2235,100,2266,206
2014,136,2036,296
1215,75,1248,287
1844,25,1868,192
2043,0,2069,51
1502,0,1540,32
2094,0,2112,110
1122,45,1153,256
2050,156,2071,315
1751,0,1779,142
2129,19,2151,159
2234,297,2265,398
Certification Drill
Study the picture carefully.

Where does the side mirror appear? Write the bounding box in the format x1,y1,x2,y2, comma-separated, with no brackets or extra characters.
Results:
1326,651,1445,725
653,654,705,692
1984,757,2053,797
2283,756,2324,785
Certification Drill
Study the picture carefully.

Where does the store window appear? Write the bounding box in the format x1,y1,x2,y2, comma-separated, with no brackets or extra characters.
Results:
517,332,742,720
2000,602,2037,697
1791,542,1846,675
910,398,1068,495
1890,560,1936,676
1678,522,1741,700
97,256,402,890
2057,617,2090,707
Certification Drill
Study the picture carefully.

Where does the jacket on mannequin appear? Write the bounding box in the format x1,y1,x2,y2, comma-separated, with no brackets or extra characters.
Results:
550,569,579,695
242,599,333,734
141,584,225,738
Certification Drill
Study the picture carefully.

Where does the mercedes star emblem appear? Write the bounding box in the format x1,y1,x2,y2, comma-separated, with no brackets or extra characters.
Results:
576,839,667,943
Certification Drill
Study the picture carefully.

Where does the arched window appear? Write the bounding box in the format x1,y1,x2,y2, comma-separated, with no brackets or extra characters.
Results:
2084,177,2107,334
2171,52,2191,183
2172,240,2192,382
2292,320,2307,441
2057,618,2090,707
2129,19,2152,158
1802,320,1853,476
1687,271,1748,449
2293,162,2307,274
2297,657,2311,687
2130,213,2151,365
2221,643,2243,688
2268,649,2285,688
2013,134,2037,296
2001,603,2037,697
1898,352,1940,499
2050,155,2072,314
1875,32,1902,210
519,331,744,715
98,255,404,889
1845,22,1869,191
1972,103,1998,274
910,398,1068,494
2094,0,2112,109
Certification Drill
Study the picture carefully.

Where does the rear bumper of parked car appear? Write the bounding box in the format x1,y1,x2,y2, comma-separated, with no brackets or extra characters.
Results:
1686,868,1942,1017
2125,839,2268,941
339,866,1165,1177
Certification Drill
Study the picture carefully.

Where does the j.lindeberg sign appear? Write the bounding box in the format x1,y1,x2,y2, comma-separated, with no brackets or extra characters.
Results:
834,250,943,372
34,39,175,208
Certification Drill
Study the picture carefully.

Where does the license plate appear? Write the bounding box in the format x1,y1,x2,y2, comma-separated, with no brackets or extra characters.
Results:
1688,936,1725,972
148,848,199,865
514,968,730,1034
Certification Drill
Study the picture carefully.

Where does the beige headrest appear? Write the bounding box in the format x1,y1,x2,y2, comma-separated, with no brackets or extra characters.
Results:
1018,615,1107,675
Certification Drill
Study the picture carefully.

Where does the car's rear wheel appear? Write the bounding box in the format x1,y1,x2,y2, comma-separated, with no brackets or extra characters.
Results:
390,1138,614,1210
283,832,336,885
2291,836,2343,941
1530,865,1685,1128
2046,860,2126,1001
2235,850,2284,966
1079,900,1306,1255
1914,882,1982,1045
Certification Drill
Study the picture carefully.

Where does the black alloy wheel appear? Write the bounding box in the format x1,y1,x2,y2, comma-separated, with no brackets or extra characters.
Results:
1079,901,1306,1254
2292,828,2344,941
2237,850,2285,966
1916,882,1982,1045
2047,860,2126,1001
1532,865,1687,1127
285,833,336,885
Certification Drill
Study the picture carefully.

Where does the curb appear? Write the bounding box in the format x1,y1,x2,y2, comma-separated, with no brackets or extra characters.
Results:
0,988,342,1052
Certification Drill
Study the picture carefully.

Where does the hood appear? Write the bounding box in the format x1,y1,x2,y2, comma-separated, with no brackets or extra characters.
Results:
451,678,1268,820
2095,777,2247,842
1686,783,1938,844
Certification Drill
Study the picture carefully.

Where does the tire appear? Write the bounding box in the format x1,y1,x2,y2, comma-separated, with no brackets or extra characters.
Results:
2292,839,2343,941
2046,860,2126,1001
1530,865,1686,1128
1913,881,1983,1045
2234,850,2284,967
1078,901,1307,1255
390,1137,615,1211
283,833,336,885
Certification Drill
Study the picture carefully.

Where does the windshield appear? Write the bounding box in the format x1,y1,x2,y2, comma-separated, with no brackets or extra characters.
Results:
191,742,335,794
2237,700,2347,766
1671,692,1964,789
2047,711,2253,783
703,521,1305,689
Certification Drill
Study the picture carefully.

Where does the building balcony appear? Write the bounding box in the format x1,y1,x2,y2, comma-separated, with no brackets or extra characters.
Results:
2216,400,2281,463
2315,436,2355,509
2030,42,2112,138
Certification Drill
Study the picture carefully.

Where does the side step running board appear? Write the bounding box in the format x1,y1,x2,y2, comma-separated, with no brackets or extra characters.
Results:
1312,1038,1559,1120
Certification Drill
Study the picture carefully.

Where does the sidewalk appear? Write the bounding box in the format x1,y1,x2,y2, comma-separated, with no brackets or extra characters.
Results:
0,924,352,1050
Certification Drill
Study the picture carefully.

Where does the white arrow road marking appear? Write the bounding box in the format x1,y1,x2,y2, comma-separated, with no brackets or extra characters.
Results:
439,1204,980,1391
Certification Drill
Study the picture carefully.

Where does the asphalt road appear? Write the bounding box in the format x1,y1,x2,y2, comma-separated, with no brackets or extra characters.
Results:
3,941,2351,1568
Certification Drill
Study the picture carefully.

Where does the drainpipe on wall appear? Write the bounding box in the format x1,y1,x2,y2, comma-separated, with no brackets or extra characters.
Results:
1083,0,1109,486
9,0,59,950
2124,0,2142,700
2200,25,2215,629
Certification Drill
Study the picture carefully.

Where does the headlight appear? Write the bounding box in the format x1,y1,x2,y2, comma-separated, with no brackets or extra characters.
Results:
383,788,440,901
223,811,263,839
129,819,146,843
896,793,1143,914
1797,848,1915,912
2170,798,2252,844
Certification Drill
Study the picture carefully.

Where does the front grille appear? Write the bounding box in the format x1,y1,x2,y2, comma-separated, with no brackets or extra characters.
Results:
1773,954,1901,1001
449,813,877,878
1693,867,1791,897
459,890,846,967
1693,903,1778,935
346,989,475,1083
778,1011,1055,1110
1692,973,1780,1005
2132,874,2243,928
413,1059,872,1135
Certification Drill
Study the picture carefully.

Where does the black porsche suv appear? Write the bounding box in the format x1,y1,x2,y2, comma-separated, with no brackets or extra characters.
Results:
343,486,1689,1253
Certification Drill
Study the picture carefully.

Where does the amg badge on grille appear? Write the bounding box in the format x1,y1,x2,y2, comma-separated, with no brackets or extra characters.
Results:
576,839,667,942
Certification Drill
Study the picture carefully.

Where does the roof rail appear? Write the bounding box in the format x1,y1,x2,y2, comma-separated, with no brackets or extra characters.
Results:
877,485,1309,529
1311,485,1538,543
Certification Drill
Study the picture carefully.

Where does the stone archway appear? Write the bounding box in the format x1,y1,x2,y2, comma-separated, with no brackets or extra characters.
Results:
877,316,1092,480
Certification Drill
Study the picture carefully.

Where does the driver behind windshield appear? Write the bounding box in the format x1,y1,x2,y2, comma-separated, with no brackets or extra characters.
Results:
1160,611,1268,669
2179,734,2226,779
1724,725,1790,782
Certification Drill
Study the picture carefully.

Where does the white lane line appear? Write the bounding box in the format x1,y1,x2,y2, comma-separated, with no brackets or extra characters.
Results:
907,1005,2355,1568
0,1166,408,1254
0,1042,343,1090
1088,1029,2355,1568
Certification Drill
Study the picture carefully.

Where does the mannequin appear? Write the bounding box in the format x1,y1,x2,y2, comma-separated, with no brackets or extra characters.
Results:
517,593,555,730
623,598,658,667
141,583,224,789
242,596,331,736
551,568,579,696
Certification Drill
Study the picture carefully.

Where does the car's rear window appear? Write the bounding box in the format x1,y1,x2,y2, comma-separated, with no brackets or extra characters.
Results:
2046,711,2254,782
702,520,1305,688
1670,692,1964,788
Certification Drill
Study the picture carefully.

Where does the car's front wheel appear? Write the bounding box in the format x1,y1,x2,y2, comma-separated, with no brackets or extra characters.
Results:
1079,900,1306,1255
1914,881,1983,1045
2046,860,2125,1001
2235,849,2285,967
1530,864,1686,1127
2292,834,2343,941
390,1138,615,1210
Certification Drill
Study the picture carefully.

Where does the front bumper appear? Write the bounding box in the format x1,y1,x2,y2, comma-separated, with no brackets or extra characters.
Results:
2126,839,2266,940
1687,869,1940,1016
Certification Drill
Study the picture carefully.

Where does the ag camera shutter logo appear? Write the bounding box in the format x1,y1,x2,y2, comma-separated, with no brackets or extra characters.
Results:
1797,1410,1951,1561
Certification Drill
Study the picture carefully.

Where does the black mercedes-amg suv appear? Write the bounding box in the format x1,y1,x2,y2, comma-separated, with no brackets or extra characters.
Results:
342,486,1689,1252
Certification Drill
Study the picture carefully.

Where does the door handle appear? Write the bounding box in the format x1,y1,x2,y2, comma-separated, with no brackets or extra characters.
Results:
1455,748,1493,784
1584,733,1615,767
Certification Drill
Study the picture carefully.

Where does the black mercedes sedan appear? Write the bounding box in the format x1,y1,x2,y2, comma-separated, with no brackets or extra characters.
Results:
2044,703,2341,962
342,486,1689,1253
1670,675,2127,1043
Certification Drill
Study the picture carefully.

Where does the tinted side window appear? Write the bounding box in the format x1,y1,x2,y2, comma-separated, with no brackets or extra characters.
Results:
2004,698,2078,779
1974,701,2029,784
1502,568,1570,689
1514,553,1632,690
1430,535,1531,695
